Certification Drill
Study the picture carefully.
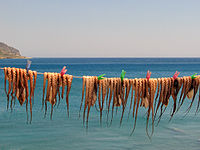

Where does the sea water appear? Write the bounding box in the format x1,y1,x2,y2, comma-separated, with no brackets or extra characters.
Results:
0,58,200,150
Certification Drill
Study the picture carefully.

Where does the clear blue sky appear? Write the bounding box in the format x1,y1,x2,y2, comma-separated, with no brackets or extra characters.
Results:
0,0,200,57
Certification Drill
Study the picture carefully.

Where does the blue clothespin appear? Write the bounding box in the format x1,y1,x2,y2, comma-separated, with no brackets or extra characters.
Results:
26,60,32,73
98,74,106,80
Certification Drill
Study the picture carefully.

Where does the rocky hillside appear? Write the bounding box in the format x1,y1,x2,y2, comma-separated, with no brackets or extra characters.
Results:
0,42,28,59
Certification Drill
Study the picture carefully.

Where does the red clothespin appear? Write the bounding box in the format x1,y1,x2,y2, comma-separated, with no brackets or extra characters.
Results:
60,66,67,77
146,70,151,80
173,71,180,80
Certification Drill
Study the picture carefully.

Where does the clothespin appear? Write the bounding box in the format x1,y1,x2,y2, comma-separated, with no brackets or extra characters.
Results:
60,66,67,77
173,71,180,80
146,70,151,80
26,60,31,73
98,74,106,80
120,70,126,82
191,73,198,79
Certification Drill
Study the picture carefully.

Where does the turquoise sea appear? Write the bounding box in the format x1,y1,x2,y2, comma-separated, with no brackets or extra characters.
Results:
0,58,200,150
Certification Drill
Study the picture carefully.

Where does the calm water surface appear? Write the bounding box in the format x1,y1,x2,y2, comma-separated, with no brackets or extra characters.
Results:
0,58,200,150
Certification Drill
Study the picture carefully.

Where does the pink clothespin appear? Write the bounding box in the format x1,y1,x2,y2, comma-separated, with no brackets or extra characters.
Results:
146,70,151,80
173,71,180,80
60,66,67,77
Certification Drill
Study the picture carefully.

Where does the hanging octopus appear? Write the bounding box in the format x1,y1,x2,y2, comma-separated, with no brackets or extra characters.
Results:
80,76,98,128
3,67,37,123
43,72,73,119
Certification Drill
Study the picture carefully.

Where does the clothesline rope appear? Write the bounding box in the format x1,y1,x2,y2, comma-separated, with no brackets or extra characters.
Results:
0,67,197,79
0,67,83,78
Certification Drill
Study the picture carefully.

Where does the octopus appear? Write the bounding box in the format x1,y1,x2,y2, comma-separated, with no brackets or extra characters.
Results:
3,67,37,124
81,76,98,128
43,72,73,119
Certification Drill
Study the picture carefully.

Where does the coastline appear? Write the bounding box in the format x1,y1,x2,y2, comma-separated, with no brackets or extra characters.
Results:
0,56,31,59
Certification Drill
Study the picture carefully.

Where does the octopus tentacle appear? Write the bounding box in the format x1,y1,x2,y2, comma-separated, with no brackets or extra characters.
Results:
196,77,200,113
132,78,138,121
66,75,73,117
7,67,12,110
10,68,16,110
51,73,57,107
146,79,157,138
23,70,29,123
15,68,20,100
83,76,89,126
156,78,168,124
154,78,161,105
105,79,110,113
61,74,66,99
32,71,37,103
79,76,86,118
56,73,62,107
44,73,51,118
177,77,187,111
128,79,135,120
163,78,169,106
178,77,191,111
92,76,98,106
131,78,142,135
110,78,117,125
4,67,8,98
186,77,199,114
107,78,113,124
42,72,48,110
86,76,94,128
28,70,34,123
154,78,164,120
120,79,128,125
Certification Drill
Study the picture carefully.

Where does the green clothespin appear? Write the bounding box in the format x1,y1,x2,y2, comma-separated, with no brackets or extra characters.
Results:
191,73,198,79
98,74,106,80
120,70,126,82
